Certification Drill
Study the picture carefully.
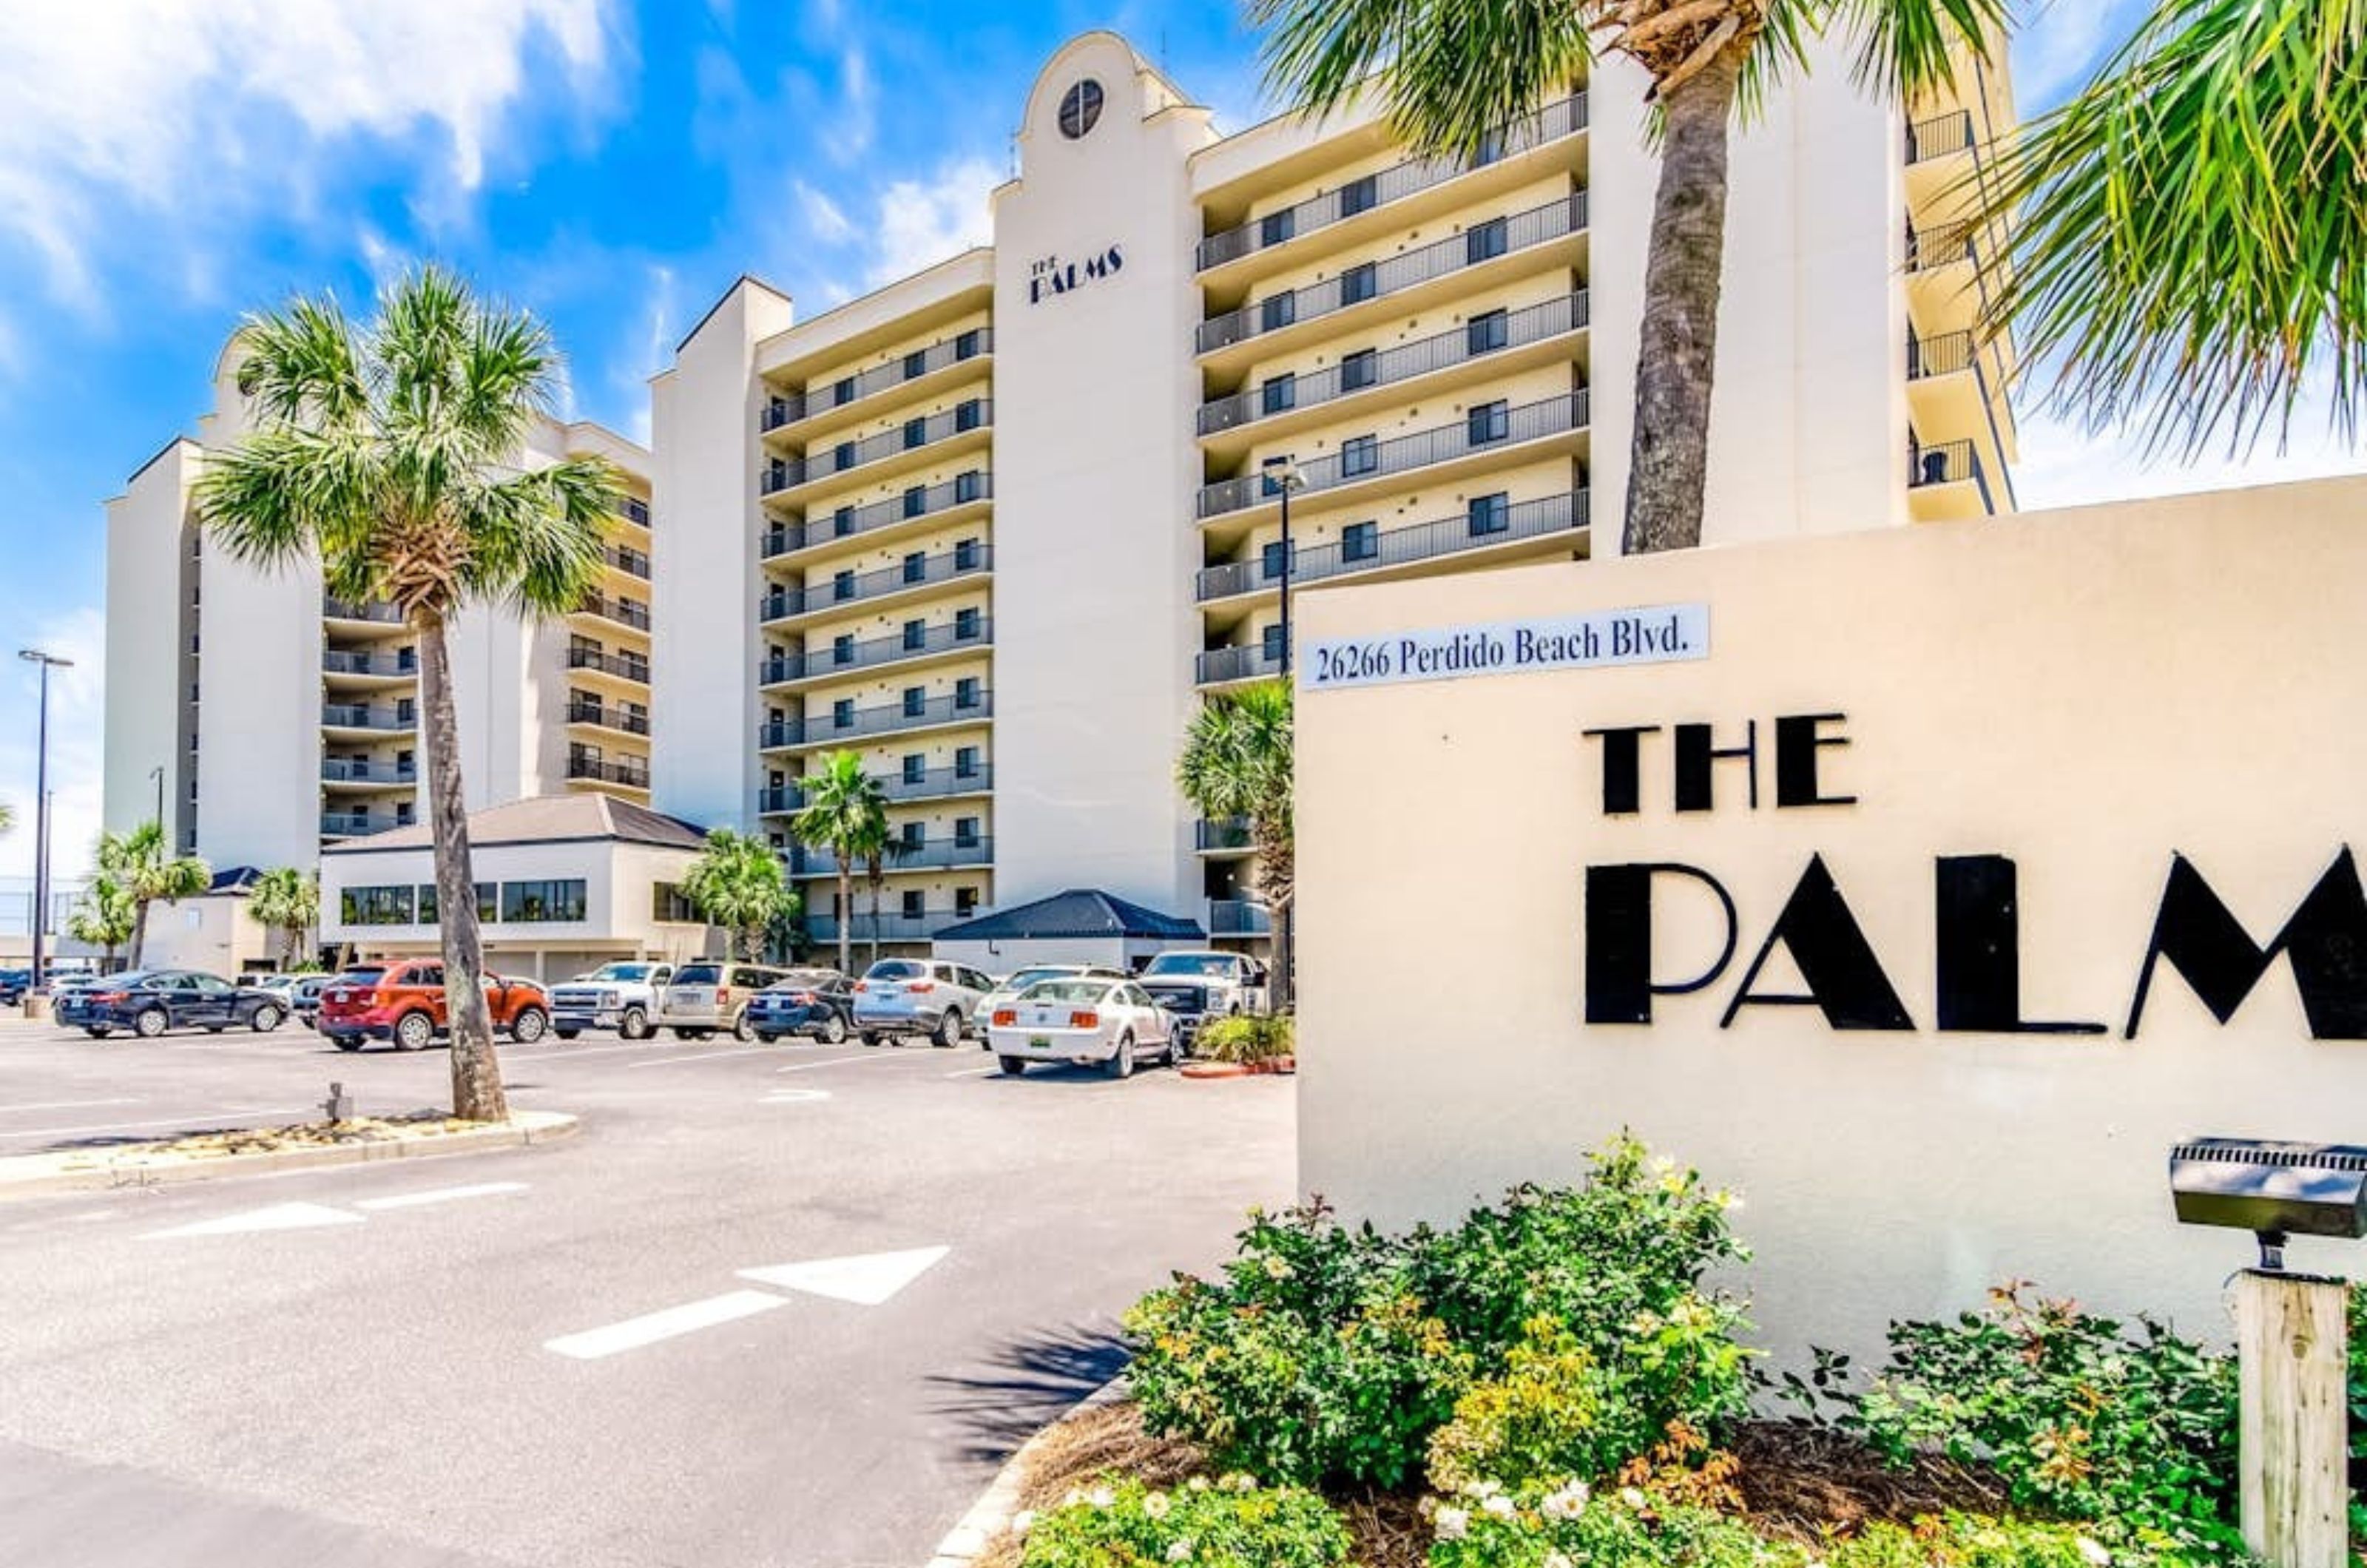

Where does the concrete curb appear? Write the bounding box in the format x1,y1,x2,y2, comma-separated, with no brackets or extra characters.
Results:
0,1110,581,1199
925,1376,1132,1568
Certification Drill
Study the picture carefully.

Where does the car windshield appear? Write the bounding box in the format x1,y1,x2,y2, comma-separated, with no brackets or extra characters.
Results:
865,960,927,980
996,967,1077,993
1143,955,1235,979
104,971,161,988
1020,979,1113,1004
673,964,723,985
769,970,839,990
337,969,385,986
582,964,655,982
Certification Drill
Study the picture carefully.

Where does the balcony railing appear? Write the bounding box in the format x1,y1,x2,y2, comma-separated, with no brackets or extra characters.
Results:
567,700,650,735
1199,292,1589,437
760,544,991,621
1906,222,1979,272
1196,93,1588,271
760,399,993,495
1908,331,1978,379
761,472,991,558
1908,438,1996,510
761,690,994,749
1198,391,1590,520
567,754,652,789
1209,899,1273,937
567,647,650,683
322,759,416,785
1196,817,1252,852
620,498,652,528
1196,643,1283,686
761,618,991,684
1196,490,1588,602
757,763,994,816
323,648,416,677
322,811,408,837
599,544,652,579
1197,193,1587,355
763,328,993,430
322,702,416,731
805,910,963,944
1905,110,1977,166
578,593,652,631
322,597,404,624
796,837,993,877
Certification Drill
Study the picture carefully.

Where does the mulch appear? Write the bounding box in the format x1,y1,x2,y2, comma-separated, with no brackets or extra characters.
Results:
107,1112,494,1161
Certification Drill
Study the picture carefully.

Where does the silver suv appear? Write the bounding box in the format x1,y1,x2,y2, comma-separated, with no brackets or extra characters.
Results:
655,961,788,1041
852,958,993,1048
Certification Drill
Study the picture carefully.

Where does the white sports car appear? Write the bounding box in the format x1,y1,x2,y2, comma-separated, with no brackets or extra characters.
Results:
986,976,1179,1079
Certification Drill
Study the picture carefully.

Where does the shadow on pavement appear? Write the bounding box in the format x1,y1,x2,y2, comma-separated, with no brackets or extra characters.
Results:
929,1323,1132,1464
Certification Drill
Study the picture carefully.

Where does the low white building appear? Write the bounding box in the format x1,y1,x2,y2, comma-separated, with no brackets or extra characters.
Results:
928,888,1207,977
320,795,717,981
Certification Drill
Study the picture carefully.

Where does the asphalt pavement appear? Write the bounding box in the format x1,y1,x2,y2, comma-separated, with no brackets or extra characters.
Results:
0,1018,1297,1568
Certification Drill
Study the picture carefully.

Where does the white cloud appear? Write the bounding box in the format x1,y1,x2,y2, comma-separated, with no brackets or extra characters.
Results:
865,157,999,288
821,47,877,165
0,606,108,885
795,180,856,245
2011,403,2367,513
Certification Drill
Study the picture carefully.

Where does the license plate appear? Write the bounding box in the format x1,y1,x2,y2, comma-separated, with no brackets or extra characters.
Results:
1029,1035,1051,1048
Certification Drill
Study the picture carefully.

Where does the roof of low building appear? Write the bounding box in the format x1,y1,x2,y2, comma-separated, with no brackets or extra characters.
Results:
320,795,709,856
931,888,1205,943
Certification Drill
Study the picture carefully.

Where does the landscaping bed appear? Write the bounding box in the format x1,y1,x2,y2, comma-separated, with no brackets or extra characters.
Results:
0,1109,577,1195
979,1138,2367,1568
90,1112,498,1160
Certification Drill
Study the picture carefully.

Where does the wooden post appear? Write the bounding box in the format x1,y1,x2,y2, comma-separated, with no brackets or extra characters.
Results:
2235,1269,2351,1568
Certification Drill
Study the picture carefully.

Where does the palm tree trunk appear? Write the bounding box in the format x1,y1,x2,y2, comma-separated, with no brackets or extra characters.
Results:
866,875,881,969
1252,820,1294,1014
1621,44,1746,556
419,614,507,1122
129,900,150,970
836,867,854,976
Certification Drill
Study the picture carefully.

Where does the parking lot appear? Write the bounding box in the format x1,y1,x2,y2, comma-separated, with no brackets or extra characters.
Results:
0,1018,1296,1568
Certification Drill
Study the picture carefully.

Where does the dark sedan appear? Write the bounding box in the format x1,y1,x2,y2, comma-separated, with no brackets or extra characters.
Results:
746,970,855,1044
59,970,292,1038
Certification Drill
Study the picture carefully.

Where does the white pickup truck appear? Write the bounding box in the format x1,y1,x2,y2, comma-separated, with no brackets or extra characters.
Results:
550,961,675,1040
1135,950,1269,1043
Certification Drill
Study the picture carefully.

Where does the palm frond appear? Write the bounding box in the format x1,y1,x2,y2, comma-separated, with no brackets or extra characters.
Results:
1822,0,2005,101
456,303,561,459
195,428,388,577
456,457,619,618
230,294,371,430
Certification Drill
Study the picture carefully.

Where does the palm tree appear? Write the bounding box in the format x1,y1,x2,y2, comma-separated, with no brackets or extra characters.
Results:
249,867,320,970
859,829,902,970
1247,0,2005,553
681,829,797,962
99,822,212,971
67,873,135,973
791,751,891,976
1177,680,1296,1010
1974,0,2367,456
195,266,622,1122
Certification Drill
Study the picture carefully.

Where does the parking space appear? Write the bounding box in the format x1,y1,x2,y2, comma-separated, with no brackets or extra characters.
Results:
0,1018,1295,1568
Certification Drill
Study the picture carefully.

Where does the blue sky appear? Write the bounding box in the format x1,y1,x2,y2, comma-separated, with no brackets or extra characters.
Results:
1,0,2358,881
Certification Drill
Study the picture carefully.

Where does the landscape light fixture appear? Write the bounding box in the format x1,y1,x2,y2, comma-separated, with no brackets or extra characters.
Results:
2167,1135,2367,1271
18,647,72,998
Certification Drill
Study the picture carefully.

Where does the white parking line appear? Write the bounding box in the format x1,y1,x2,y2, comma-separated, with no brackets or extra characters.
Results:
0,1106,311,1140
942,1067,996,1079
625,1046,777,1070
353,1182,527,1212
0,1098,141,1115
774,1053,913,1074
529,1039,683,1059
544,1289,791,1360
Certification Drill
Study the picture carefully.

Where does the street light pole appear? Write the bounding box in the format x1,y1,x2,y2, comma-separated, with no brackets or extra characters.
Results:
150,765,164,834
18,649,72,998
1261,456,1305,679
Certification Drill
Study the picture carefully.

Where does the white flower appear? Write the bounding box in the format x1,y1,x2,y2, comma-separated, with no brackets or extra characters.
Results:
1462,1479,1502,1499
1619,1488,1649,1510
1186,1476,1211,1493
1166,1541,1194,1564
1434,1507,1470,1541
1220,1473,1257,1493
1144,1493,1172,1520
1541,1482,1591,1520
1262,1254,1294,1280
1545,1555,1575,1568
1087,1485,1116,1510
2077,1540,2112,1567
1062,1487,1084,1508
1482,1495,1517,1519
1010,1511,1036,1538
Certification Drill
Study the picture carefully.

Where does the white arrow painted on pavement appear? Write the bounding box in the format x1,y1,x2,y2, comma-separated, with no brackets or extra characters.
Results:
736,1245,949,1305
760,1089,831,1104
143,1202,365,1239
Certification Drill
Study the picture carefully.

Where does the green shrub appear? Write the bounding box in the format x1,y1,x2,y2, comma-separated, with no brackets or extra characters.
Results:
1845,1284,2242,1559
1014,1473,1351,1568
1195,1014,1294,1063
1428,1318,1621,1495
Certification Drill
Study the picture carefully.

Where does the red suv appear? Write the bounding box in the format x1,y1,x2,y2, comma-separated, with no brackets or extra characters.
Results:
317,961,552,1052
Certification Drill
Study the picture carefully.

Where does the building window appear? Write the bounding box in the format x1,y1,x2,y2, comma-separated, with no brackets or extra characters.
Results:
955,746,981,780
1260,208,1294,249
1340,433,1380,476
955,676,981,709
832,633,856,666
955,328,982,359
1468,492,1511,536
1260,292,1296,334
502,880,587,924
954,537,982,570
954,470,984,504
902,686,927,717
1340,348,1378,391
1340,173,1378,217
1260,374,1296,416
832,376,856,405
902,416,927,450
833,504,856,537
955,398,984,433
1261,624,1287,664
902,754,926,785
1261,539,1292,581
1467,308,1509,355
900,889,925,919
833,439,857,471
1468,399,1510,447
955,606,981,640
1466,216,1510,264
903,618,927,652
954,817,981,849
1341,261,1377,305
1343,521,1379,562
902,550,927,584
340,885,414,926
902,484,927,518
834,697,857,729
833,569,857,601
903,349,927,380
1473,129,1506,166
900,820,925,851
955,886,979,916
1058,78,1104,140
652,882,700,923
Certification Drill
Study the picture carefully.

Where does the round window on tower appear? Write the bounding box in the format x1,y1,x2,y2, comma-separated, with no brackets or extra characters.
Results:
1058,78,1105,140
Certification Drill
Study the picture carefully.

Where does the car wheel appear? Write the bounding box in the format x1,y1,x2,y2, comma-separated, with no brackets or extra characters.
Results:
250,1004,284,1033
1104,1033,1135,1080
861,1032,883,1048
84,1027,109,1040
933,1009,962,1050
556,1028,581,1041
393,1011,435,1052
817,1012,847,1045
333,1035,364,1053
135,1008,169,1039
620,1007,651,1041
205,1026,226,1034
732,1011,756,1044
755,1033,780,1044
510,1007,549,1045
997,1055,1028,1077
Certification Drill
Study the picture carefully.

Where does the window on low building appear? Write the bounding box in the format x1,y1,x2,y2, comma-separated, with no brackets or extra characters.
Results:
652,882,700,923
1343,521,1379,563
341,885,415,926
502,880,587,924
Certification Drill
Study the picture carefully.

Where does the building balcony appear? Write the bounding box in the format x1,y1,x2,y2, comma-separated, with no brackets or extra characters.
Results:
1197,391,1590,524
1197,92,1588,274
1905,109,1978,167
577,593,652,633
1195,643,1283,688
619,498,652,530
567,700,650,737
567,754,652,790
1196,817,1252,855
322,596,405,627
567,646,651,685
1906,438,1996,521
757,689,994,751
1198,490,1589,607
1196,193,1587,362
762,327,993,435
598,544,652,580
794,836,993,878
755,763,993,817
760,618,991,689
805,910,964,944
763,472,992,563
759,544,991,626
759,399,993,502
322,758,416,788
322,811,409,839
322,702,416,733
1198,291,1589,445
1208,899,1272,938
323,648,417,680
